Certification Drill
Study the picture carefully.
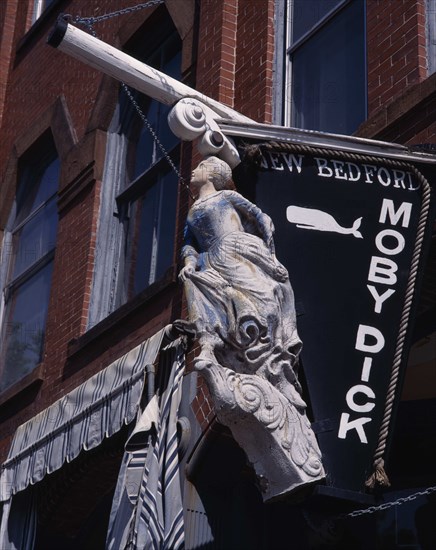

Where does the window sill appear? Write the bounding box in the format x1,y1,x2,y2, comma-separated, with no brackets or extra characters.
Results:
66,264,179,361
0,363,44,408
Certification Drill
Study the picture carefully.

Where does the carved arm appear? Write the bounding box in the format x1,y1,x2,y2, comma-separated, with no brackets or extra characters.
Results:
179,224,199,282
226,191,276,253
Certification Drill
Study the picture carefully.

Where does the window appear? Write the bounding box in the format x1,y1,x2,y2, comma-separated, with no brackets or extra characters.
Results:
88,21,182,325
119,168,178,301
285,0,366,134
0,136,59,392
32,0,56,23
116,32,181,304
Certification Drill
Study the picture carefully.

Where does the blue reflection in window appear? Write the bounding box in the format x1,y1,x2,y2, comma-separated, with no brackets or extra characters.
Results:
290,0,366,135
1,144,59,393
292,0,346,42
126,170,178,298
1,261,54,391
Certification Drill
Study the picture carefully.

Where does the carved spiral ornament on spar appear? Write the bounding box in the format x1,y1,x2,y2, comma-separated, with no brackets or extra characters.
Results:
222,367,324,478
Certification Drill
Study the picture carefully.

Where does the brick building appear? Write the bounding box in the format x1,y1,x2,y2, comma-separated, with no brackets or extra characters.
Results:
0,0,435,548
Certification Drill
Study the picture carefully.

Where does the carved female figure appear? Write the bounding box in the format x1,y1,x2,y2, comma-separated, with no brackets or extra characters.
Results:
180,156,324,500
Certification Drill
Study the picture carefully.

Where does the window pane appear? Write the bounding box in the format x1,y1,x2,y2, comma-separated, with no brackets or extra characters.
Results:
111,26,182,308
154,48,182,154
122,35,182,182
129,182,160,294
154,102,178,162
126,171,178,297
31,157,59,209
130,51,182,179
291,0,346,43
291,0,365,134
132,101,158,179
16,156,59,226
163,47,181,78
1,141,59,391
1,261,54,392
12,197,57,279
154,171,178,278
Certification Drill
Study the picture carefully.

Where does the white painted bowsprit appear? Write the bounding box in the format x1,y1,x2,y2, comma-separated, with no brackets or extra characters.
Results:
48,19,253,166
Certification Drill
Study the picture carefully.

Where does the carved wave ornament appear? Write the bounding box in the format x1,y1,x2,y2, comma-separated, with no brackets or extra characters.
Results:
199,363,324,500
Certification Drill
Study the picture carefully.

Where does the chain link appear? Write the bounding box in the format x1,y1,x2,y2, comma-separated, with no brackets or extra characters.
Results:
121,84,193,199
74,0,165,33
344,485,436,519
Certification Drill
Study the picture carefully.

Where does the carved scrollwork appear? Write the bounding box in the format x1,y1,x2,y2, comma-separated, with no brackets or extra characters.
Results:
227,370,287,430
167,98,207,140
199,361,324,500
168,99,241,167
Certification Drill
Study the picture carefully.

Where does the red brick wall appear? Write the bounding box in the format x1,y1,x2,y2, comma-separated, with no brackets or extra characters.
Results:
0,0,19,125
196,0,274,122
196,0,238,107
366,0,428,117
43,178,101,393
234,0,275,123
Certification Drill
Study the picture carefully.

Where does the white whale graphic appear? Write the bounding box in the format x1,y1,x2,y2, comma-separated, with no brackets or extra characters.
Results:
286,206,363,239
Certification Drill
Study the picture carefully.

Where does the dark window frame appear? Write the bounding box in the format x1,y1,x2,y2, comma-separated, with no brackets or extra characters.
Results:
287,0,351,55
0,137,59,394
115,145,180,304
286,0,367,134
113,22,182,306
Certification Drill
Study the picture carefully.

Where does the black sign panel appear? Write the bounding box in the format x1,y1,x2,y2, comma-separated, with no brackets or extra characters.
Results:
239,146,432,494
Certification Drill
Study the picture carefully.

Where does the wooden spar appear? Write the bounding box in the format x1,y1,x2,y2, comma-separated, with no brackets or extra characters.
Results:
47,18,252,124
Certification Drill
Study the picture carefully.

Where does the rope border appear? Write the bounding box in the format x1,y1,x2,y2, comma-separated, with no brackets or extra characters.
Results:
241,141,432,489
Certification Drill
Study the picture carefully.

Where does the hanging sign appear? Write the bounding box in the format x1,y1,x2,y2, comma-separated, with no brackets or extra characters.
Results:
237,143,433,495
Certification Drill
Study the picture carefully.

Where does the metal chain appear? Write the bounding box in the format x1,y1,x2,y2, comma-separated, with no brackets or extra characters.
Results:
74,0,165,35
344,485,436,518
121,83,193,199
72,1,193,199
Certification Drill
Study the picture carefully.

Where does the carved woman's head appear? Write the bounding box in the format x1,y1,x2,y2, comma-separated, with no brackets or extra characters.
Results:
191,156,233,191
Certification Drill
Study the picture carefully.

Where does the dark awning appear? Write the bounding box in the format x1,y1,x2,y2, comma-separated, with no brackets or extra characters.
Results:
0,327,169,502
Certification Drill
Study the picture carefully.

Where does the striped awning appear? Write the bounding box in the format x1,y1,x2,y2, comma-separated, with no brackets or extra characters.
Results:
0,327,169,502
107,339,186,549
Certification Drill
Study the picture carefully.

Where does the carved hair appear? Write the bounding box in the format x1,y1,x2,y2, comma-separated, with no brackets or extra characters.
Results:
204,156,233,190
